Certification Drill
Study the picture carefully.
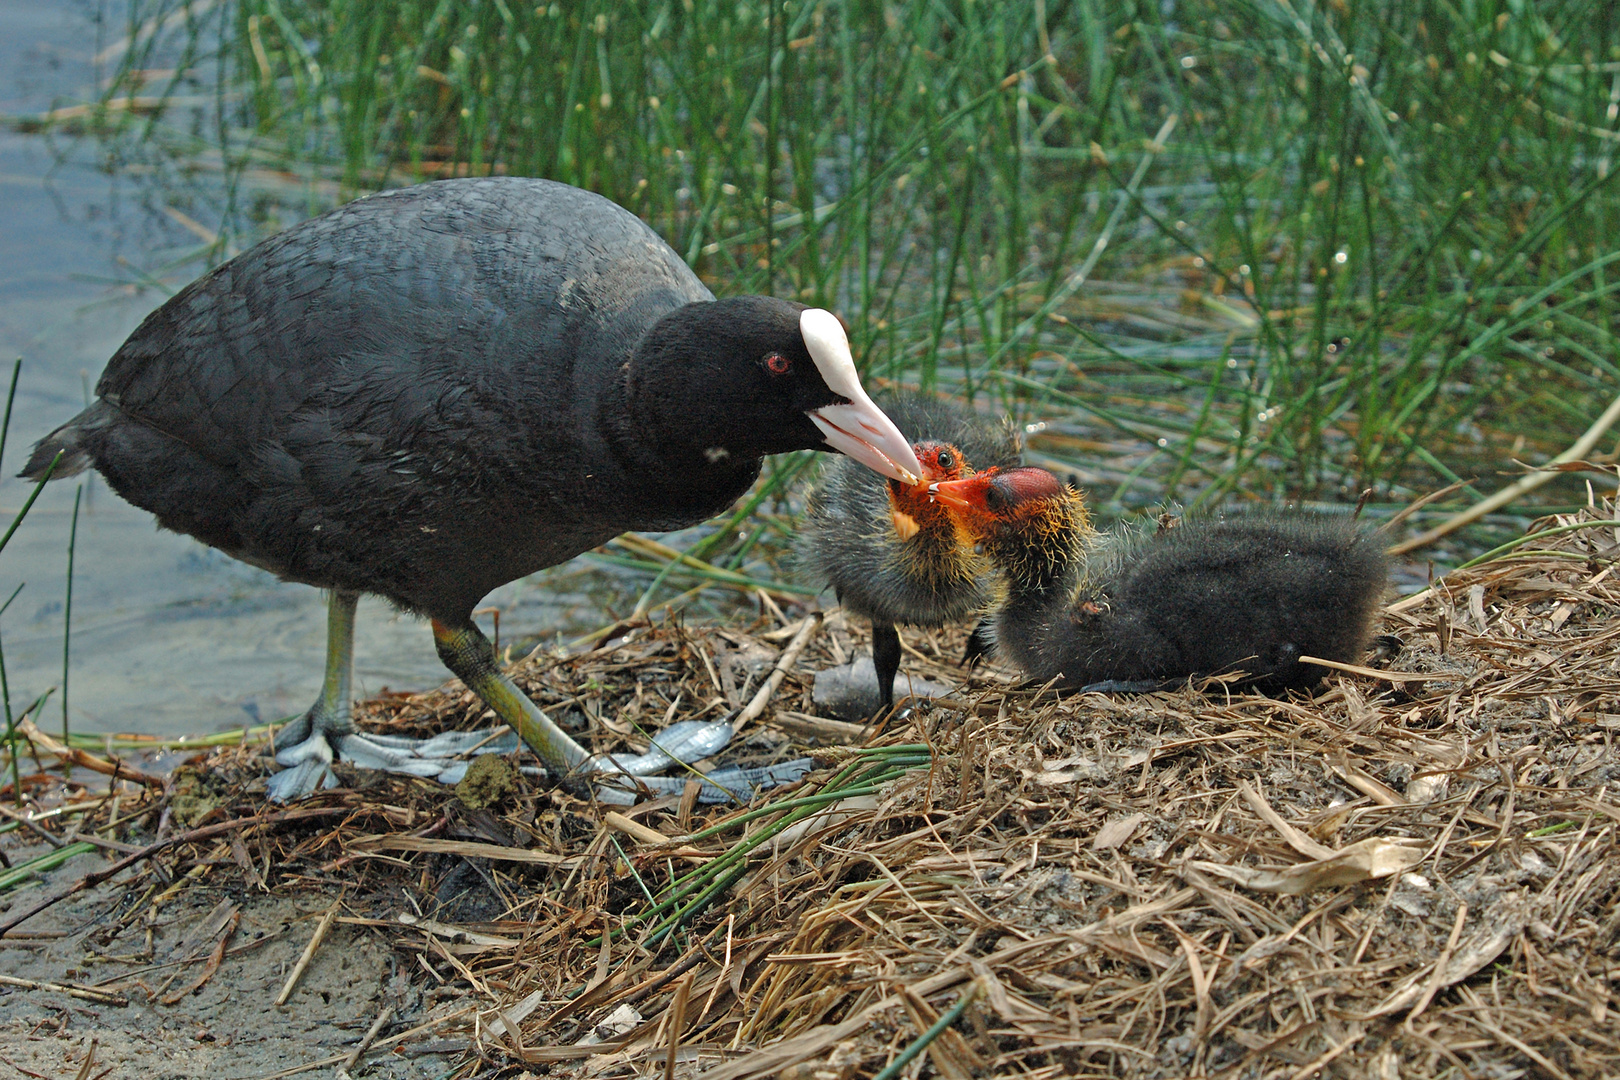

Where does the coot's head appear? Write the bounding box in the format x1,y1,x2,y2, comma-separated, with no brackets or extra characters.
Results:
931,466,1090,585
631,297,923,484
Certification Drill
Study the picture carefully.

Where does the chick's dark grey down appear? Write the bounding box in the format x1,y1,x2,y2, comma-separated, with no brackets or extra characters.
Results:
1000,510,1390,691
22,177,915,798
796,396,1020,708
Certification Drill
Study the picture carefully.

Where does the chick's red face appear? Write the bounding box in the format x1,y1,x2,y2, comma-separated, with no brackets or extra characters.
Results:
917,441,971,483
887,440,970,503
929,467,1067,538
886,440,971,540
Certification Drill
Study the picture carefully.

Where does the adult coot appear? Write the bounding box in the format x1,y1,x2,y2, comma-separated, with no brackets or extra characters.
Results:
931,468,1389,691
796,396,1020,711
23,177,924,799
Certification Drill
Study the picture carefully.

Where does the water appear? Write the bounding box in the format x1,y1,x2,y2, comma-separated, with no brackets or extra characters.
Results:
0,3,633,737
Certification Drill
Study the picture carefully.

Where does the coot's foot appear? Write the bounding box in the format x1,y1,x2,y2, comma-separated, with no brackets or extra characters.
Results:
810,655,956,721
266,590,360,802
267,606,806,804
267,723,353,802
265,756,343,802
432,617,595,776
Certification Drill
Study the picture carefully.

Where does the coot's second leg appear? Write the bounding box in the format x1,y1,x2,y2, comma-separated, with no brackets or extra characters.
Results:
431,617,594,777
871,621,901,711
266,589,358,800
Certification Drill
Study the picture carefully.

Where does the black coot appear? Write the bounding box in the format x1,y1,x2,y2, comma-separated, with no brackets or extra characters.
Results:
932,468,1389,691
796,396,1020,710
23,177,924,798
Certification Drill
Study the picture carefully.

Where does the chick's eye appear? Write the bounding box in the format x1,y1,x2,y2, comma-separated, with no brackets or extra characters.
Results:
936,450,954,471
764,353,792,375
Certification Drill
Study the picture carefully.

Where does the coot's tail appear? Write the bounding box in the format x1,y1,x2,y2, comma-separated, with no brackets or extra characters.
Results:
20,406,102,481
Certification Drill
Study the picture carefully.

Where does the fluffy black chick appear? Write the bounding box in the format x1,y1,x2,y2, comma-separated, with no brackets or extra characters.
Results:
932,468,1389,692
796,396,1021,709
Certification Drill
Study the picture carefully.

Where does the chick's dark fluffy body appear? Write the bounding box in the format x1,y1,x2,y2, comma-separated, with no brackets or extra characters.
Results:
796,397,1020,627
999,511,1389,690
25,178,843,622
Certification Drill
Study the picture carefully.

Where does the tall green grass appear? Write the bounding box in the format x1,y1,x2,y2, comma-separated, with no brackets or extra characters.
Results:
90,0,1620,527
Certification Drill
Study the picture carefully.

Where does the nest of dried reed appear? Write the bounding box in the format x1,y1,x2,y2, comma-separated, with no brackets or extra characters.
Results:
5,500,1619,1079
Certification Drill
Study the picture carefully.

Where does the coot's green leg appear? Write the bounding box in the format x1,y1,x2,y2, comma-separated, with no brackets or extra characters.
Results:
431,618,593,776
272,589,359,755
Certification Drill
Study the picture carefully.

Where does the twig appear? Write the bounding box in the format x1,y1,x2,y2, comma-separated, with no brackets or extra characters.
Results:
276,898,343,1006
250,1004,476,1080
1381,480,1468,534
1388,387,1620,555
341,1004,395,1071
0,807,348,934
1456,1008,1575,1080
62,483,81,771
1287,1032,1359,1080
1295,656,1430,683
754,588,788,627
1404,901,1468,1025
0,358,21,480
664,971,695,1080
71,1037,97,1080
162,908,240,1005
602,811,709,863
16,718,165,787
732,612,822,734
0,973,127,1006
0,803,67,848
0,450,61,557
1237,781,1335,860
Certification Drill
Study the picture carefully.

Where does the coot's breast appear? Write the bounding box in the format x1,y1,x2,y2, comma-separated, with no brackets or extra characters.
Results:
85,178,713,616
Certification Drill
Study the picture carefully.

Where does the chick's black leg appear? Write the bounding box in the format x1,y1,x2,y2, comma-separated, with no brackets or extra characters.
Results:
266,589,358,801
960,618,994,669
871,621,901,711
431,617,594,776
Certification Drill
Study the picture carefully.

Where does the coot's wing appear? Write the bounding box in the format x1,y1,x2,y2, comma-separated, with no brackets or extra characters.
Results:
98,178,711,472
87,178,713,607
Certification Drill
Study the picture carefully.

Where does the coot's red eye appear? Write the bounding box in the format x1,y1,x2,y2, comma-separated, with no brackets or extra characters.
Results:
764,353,791,375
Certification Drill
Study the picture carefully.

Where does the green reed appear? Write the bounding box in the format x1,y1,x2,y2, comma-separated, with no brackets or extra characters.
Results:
76,0,1620,532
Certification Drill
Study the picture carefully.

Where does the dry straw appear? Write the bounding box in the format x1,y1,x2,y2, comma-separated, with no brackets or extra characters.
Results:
7,500,1620,1078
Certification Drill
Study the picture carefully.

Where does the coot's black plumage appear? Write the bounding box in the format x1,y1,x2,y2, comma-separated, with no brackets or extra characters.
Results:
23,177,924,797
796,396,1020,709
932,468,1389,691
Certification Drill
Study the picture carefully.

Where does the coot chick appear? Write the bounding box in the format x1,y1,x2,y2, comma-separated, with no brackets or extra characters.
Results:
23,177,924,799
931,468,1389,691
796,397,1020,709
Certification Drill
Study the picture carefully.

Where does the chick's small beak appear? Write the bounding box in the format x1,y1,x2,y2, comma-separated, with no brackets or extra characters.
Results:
928,477,976,511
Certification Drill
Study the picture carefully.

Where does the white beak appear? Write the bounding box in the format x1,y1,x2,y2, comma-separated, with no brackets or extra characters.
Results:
800,309,924,485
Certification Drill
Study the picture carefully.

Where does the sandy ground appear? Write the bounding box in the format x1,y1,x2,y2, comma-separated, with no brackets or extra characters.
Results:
0,847,456,1080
